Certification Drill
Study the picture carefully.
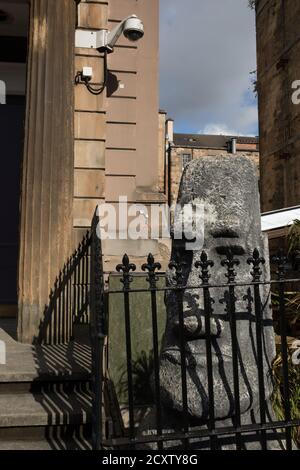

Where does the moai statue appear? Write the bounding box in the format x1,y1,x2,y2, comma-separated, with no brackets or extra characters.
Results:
140,156,285,450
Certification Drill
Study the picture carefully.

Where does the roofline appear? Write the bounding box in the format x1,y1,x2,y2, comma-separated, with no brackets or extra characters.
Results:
261,205,300,217
174,133,259,139
171,144,259,152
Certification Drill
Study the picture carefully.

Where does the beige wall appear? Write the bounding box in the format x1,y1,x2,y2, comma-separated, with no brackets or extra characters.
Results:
73,0,165,265
74,0,107,233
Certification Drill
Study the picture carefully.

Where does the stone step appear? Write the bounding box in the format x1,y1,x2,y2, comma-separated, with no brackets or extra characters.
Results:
0,439,92,450
0,378,91,394
0,389,92,429
0,319,94,449
0,337,91,394
0,424,92,449
0,440,57,450
0,331,91,384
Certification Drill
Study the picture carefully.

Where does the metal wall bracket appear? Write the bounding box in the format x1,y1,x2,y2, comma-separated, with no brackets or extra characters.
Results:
75,29,107,50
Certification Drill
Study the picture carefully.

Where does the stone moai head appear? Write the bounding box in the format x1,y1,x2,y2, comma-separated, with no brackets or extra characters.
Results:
160,156,276,423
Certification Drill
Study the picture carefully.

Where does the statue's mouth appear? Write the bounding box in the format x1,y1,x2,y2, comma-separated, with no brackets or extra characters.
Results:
161,349,232,368
215,243,245,255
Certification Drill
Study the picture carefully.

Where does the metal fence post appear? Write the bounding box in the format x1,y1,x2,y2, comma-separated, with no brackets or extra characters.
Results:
272,250,292,450
90,208,106,450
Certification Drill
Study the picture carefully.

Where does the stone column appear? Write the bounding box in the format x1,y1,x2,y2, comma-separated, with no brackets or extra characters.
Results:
18,0,75,343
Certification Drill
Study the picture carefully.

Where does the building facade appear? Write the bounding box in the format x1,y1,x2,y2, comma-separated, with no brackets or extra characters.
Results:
0,0,165,343
256,0,300,213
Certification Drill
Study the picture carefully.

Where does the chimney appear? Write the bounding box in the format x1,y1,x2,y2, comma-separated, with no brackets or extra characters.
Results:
166,119,174,145
230,137,237,154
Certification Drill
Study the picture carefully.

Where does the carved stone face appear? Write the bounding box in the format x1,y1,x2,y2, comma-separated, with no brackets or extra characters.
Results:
160,156,276,421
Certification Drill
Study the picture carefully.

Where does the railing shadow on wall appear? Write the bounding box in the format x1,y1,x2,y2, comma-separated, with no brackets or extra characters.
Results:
35,232,91,345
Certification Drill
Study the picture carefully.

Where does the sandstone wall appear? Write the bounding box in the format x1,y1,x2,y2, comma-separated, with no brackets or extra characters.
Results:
256,0,300,211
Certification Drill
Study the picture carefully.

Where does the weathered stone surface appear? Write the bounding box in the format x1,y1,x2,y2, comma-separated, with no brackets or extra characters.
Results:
169,147,260,207
140,156,283,449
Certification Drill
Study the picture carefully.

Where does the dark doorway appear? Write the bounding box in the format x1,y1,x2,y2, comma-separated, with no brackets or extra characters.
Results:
0,1,28,308
0,101,25,303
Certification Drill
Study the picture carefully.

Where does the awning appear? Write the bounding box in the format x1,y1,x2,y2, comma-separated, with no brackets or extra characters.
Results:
261,206,300,232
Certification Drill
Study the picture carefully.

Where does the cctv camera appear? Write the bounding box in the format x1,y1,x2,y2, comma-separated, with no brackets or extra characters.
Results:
123,16,144,42
96,14,144,53
75,15,144,54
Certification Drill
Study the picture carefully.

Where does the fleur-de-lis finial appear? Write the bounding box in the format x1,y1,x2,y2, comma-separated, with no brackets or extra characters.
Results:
168,258,186,286
247,248,265,282
195,250,214,284
142,253,161,288
271,248,287,280
221,249,240,283
116,254,136,290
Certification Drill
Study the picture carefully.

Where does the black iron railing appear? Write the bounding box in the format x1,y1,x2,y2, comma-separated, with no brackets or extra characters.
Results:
89,223,300,450
90,210,107,450
37,232,91,344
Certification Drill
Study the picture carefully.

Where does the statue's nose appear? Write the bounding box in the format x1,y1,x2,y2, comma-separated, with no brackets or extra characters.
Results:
172,290,223,338
173,312,223,339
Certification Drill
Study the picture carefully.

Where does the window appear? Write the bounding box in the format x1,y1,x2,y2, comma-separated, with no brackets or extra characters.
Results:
182,153,192,170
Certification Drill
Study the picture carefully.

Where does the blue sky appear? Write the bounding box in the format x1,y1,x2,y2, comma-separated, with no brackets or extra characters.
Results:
159,0,258,136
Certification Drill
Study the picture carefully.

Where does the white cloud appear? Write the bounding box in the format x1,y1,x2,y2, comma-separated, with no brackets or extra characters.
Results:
200,124,240,136
200,106,258,136
160,0,258,135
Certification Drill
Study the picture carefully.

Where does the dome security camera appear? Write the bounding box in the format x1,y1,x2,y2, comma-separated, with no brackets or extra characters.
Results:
74,14,144,94
96,14,144,53
75,14,144,54
123,16,144,42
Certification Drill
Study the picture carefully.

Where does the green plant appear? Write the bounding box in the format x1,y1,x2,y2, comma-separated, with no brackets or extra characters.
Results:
271,223,300,446
271,348,300,446
272,291,300,337
117,350,155,405
287,219,300,256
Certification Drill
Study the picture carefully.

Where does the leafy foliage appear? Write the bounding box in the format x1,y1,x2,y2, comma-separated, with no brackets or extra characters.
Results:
272,291,300,338
271,219,300,446
287,219,300,256
271,347,300,446
118,350,155,405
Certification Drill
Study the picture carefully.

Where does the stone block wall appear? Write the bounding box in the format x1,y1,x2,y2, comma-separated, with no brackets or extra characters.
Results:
73,0,165,265
256,0,300,211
